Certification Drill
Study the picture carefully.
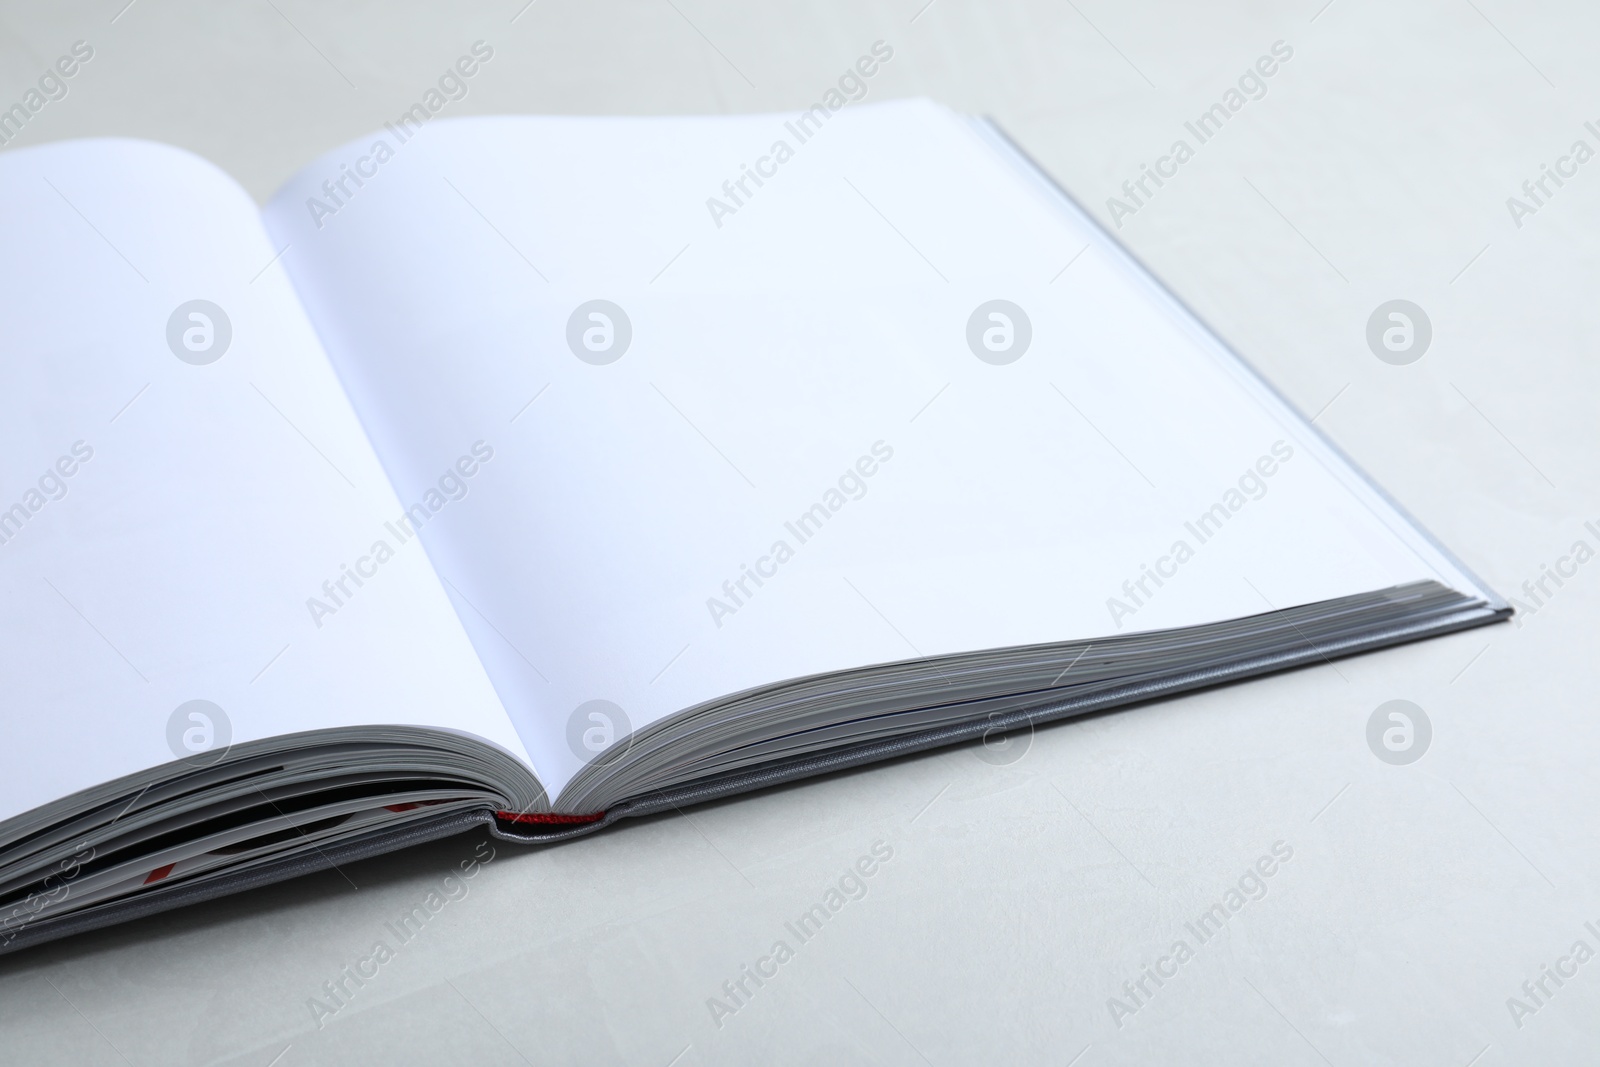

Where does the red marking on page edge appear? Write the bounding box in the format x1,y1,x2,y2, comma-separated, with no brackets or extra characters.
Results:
144,863,176,885
495,810,605,826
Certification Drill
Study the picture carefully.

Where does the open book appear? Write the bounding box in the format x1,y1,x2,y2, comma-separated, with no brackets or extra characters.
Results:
0,93,1505,952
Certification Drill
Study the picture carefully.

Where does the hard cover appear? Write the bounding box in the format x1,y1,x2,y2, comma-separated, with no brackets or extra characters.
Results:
0,118,1507,955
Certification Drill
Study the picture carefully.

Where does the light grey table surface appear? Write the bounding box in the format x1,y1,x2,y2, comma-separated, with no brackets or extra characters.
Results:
2,1,1596,1064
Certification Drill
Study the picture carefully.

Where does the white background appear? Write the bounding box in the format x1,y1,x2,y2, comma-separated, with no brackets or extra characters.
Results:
1,1,1596,1064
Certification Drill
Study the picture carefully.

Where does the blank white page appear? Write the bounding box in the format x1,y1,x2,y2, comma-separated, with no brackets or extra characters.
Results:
0,139,529,827
263,99,1485,799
